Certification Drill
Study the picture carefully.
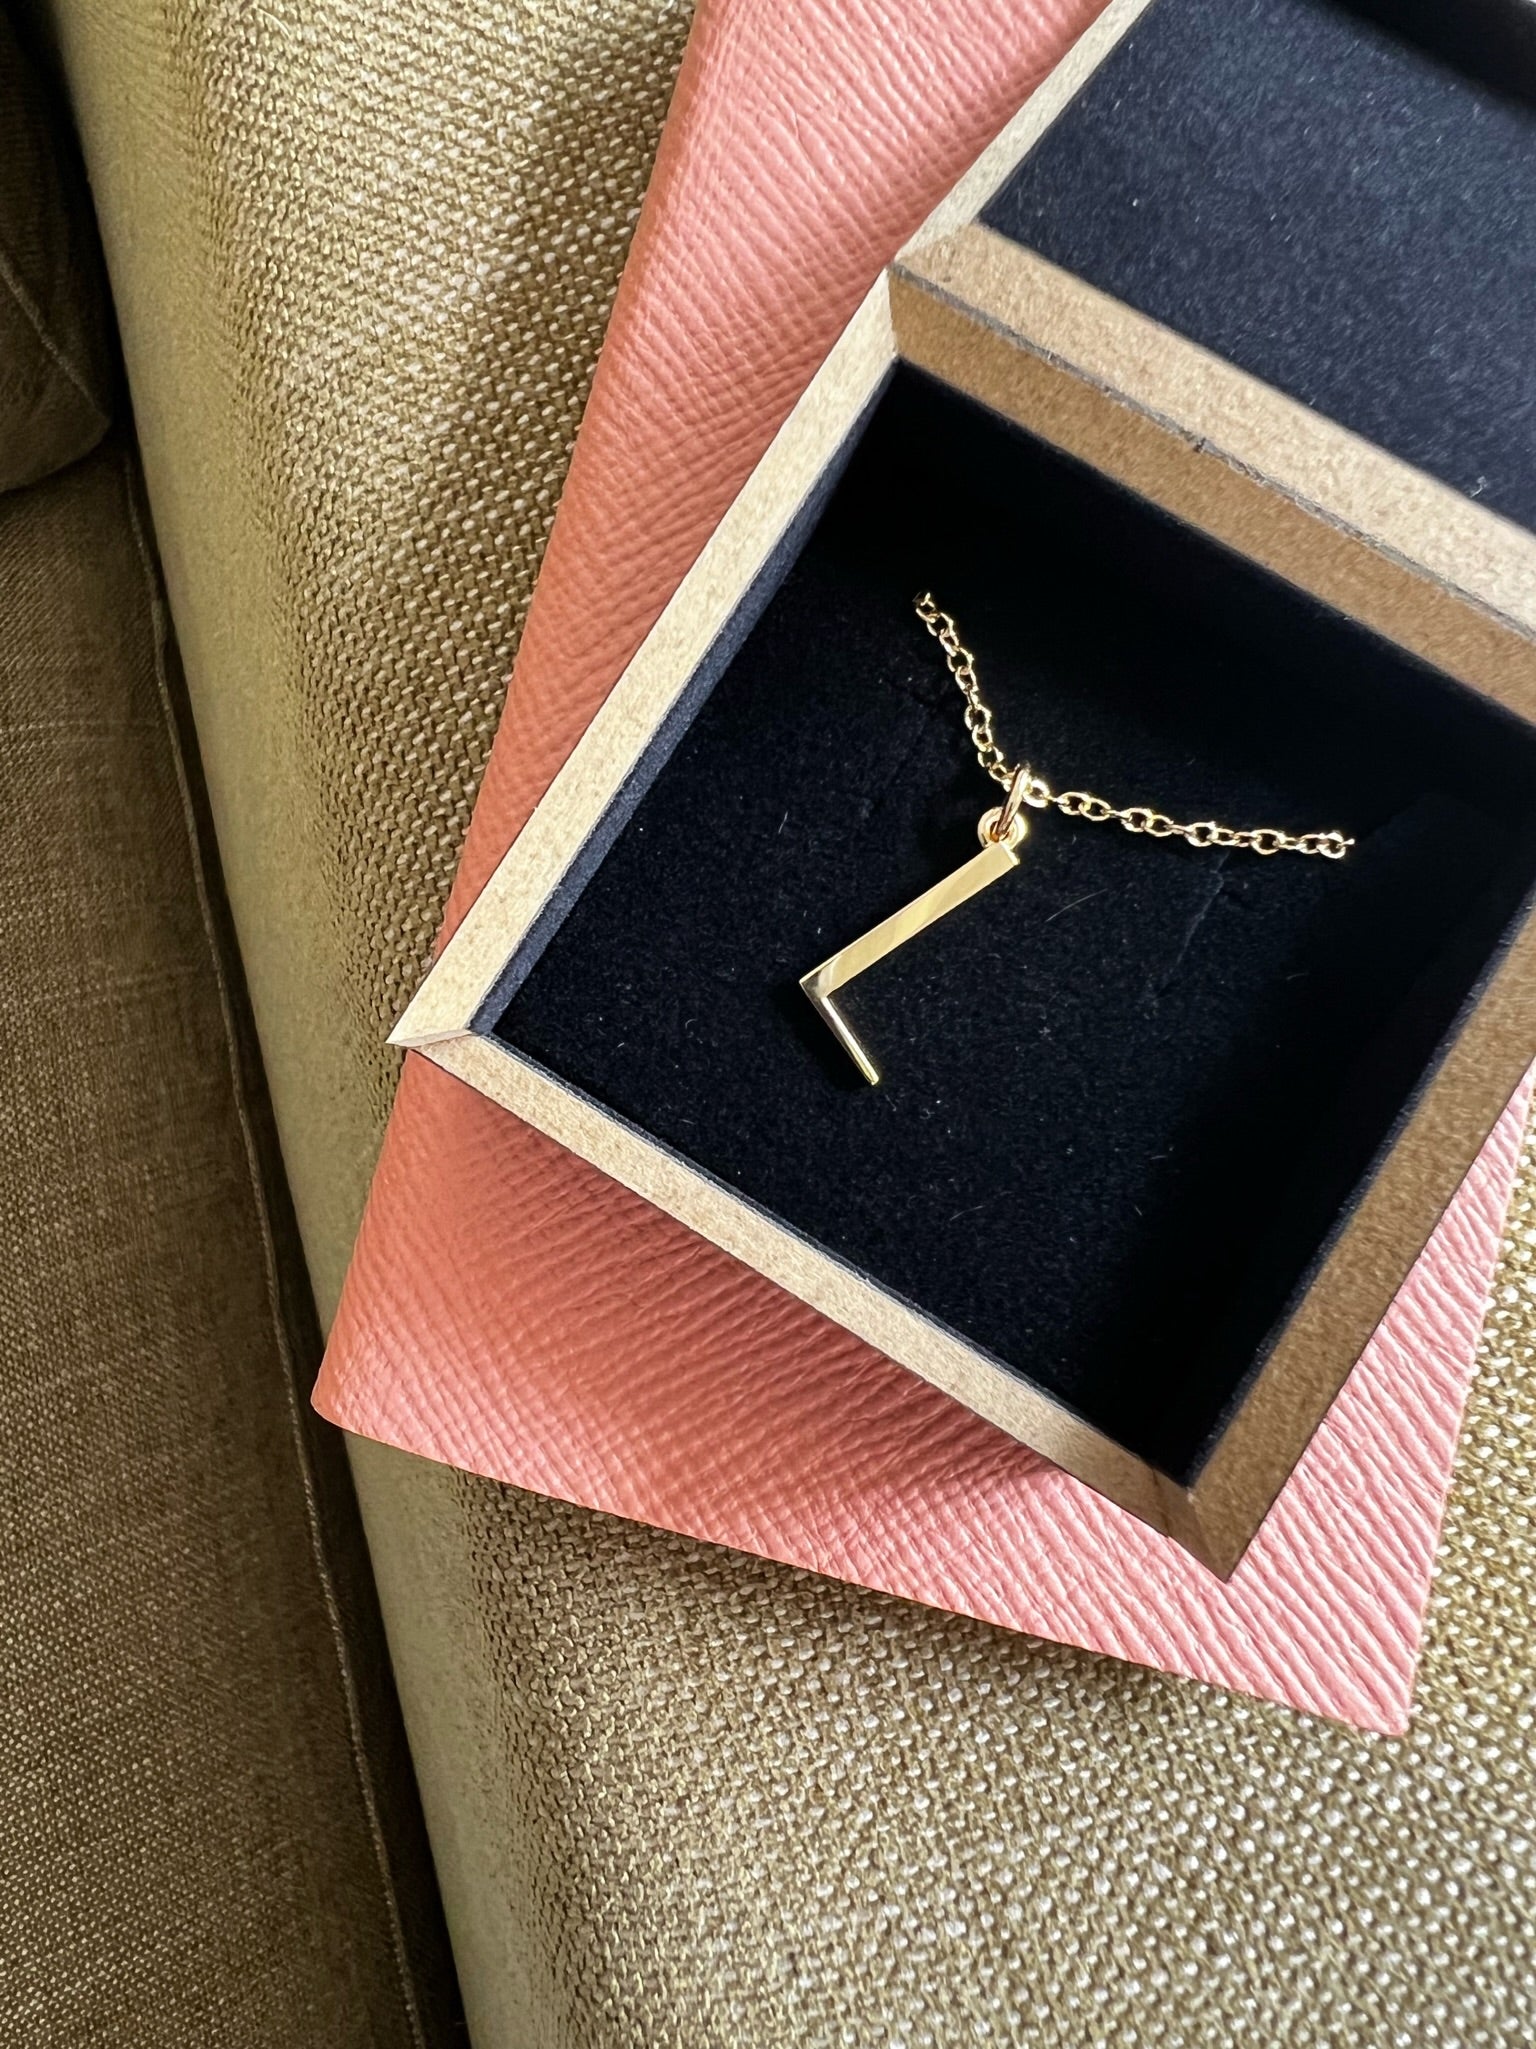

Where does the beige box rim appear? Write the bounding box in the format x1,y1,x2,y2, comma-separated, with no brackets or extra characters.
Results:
393,0,1536,1574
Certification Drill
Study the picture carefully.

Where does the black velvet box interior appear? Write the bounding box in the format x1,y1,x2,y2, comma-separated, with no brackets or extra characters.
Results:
985,0,1536,530
491,367,1536,1484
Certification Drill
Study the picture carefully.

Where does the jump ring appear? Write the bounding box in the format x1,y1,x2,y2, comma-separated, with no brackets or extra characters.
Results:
978,804,1028,851
994,764,1031,844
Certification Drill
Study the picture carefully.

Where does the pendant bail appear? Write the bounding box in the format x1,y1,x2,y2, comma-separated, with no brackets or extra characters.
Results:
993,763,1033,845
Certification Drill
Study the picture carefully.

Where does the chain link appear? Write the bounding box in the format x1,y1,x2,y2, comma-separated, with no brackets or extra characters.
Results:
913,593,1353,860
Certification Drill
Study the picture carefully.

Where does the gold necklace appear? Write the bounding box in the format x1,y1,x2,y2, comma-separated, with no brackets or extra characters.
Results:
800,592,1355,1085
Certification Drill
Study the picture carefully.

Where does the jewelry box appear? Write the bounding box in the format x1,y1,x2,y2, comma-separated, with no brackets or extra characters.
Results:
393,0,1536,1573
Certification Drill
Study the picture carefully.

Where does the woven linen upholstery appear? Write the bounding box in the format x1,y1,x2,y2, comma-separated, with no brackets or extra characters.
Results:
40,0,1536,2042
0,438,456,2049
0,20,457,2043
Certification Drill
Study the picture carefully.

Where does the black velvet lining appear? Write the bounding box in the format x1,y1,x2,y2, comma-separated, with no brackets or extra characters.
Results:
982,0,1536,533
492,369,1536,1481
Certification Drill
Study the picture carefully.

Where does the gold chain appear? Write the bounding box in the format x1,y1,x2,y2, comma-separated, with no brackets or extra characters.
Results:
914,593,1354,860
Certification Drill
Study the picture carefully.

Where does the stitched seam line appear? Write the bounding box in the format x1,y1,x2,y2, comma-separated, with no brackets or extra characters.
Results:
0,234,103,414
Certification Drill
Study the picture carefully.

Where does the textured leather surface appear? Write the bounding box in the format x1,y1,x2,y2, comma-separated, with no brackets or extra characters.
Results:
316,0,1529,1733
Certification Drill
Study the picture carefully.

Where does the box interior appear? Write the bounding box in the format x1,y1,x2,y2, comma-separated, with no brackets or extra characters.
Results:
490,367,1536,1482
984,0,1536,533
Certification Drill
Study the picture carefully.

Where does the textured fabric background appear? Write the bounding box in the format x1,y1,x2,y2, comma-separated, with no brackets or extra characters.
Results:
2,18,457,2040
0,427,455,2046
39,0,1536,2041
41,0,698,1322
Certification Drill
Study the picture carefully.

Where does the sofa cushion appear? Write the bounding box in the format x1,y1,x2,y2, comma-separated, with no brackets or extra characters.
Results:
0,21,458,2029
0,10,110,488
0,425,460,2044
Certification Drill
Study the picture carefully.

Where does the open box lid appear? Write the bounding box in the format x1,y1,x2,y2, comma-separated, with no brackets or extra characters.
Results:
392,0,1536,1572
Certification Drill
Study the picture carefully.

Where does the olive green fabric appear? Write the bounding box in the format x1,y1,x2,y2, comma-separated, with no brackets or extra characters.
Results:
0,10,110,487
38,0,1536,2043
0,431,457,2046
1,23,456,2038
37,0,699,1324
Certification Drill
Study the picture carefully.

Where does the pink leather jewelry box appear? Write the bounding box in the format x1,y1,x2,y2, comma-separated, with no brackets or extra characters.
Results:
318,0,1536,1730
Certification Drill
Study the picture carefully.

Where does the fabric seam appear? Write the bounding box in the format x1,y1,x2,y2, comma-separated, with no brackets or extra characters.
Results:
0,231,106,418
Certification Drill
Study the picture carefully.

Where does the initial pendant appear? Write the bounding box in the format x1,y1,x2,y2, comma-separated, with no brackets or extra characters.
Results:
800,801,1028,1085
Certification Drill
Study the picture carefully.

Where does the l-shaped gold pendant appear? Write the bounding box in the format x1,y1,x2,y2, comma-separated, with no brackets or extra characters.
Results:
799,805,1027,1085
